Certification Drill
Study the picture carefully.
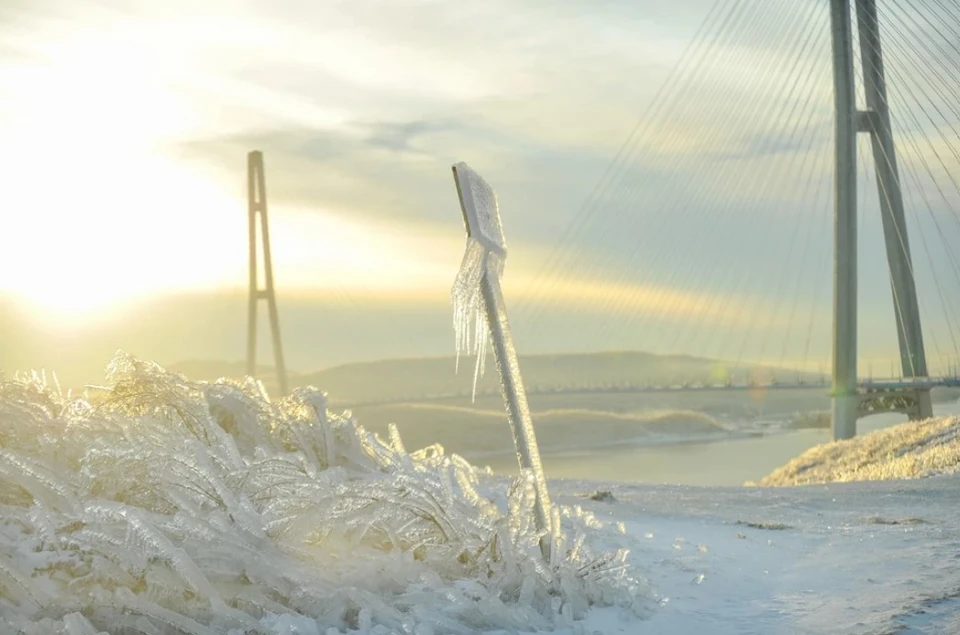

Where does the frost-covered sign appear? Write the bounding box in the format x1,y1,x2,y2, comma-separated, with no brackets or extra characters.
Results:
450,163,507,400
453,161,506,257
450,162,554,557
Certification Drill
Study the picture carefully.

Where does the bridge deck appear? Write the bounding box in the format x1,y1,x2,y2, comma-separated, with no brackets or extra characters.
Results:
597,378,960,394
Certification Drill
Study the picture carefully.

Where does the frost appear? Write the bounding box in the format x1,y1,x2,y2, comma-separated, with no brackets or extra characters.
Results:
450,163,507,403
452,162,506,256
0,353,652,633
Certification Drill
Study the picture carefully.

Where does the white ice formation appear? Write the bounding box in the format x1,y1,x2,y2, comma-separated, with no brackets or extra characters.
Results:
451,162,507,403
0,353,652,634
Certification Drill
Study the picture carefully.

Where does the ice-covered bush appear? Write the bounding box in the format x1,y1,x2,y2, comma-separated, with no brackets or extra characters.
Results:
0,353,652,634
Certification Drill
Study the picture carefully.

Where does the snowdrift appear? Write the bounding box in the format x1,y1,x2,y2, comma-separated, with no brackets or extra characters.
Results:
0,354,652,634
754,415,960,487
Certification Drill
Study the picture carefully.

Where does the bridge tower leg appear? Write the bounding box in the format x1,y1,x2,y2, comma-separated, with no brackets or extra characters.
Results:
829,0,932,441
854,0,931,421
829,0,859,440
246,150,290,397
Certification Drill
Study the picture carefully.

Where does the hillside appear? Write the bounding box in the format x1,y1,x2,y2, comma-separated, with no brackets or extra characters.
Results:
753,415,960,486
171,351,815,406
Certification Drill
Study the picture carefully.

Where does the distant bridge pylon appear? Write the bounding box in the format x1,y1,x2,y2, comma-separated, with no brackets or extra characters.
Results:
246,150,289,397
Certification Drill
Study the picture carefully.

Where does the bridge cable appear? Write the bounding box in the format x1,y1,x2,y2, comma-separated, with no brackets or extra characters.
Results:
877,4,960,326
512,0,732,318
513,0,763,334
578,0,826,357
514,0,795,334
858,1,960,371
644,3,830,367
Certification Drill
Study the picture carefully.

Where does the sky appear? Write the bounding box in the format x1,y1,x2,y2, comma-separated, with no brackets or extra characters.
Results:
1,0,959,386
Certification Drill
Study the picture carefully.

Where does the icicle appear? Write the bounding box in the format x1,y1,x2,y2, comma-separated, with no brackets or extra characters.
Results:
62,612,102,635
451,238,489,402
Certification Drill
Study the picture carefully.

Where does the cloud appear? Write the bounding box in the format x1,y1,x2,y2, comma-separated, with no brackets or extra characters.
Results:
2,0,854,255
1,0,958,369
364,120,457,154
175,116,628,251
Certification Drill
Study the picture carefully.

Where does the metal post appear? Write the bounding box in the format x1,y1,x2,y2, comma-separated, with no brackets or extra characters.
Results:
481,272,554,547
855,0,932,420
247,154,259,378
452,163,553,560
246,151,289,397
830,0,859,440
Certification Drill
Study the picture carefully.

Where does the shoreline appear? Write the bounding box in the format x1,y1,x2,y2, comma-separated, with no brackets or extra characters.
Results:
475,403,960,487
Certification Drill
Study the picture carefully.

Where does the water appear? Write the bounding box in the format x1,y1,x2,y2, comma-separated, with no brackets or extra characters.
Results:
478,403,960,486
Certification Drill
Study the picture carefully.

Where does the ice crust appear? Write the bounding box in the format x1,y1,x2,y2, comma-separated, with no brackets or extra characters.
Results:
452,162,506,256
450,163,507,402
0,353,652,634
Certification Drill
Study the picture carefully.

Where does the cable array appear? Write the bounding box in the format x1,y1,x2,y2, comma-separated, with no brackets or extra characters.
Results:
511,0,960,378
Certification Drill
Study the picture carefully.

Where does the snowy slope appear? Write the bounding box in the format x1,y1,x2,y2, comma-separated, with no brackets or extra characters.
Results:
756,415,960,486
2,355,959,634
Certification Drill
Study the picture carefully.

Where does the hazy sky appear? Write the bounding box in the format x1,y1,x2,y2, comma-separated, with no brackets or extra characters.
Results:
2,0,959,385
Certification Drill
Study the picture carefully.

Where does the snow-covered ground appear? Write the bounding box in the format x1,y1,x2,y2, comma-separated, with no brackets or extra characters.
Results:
3,355,959,634
561,476,960,634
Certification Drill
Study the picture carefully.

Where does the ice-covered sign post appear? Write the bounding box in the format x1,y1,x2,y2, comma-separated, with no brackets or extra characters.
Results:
450,162,554,559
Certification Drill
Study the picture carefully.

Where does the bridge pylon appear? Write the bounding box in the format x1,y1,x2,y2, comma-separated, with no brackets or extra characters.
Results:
829,0,932,440
246,150,289,397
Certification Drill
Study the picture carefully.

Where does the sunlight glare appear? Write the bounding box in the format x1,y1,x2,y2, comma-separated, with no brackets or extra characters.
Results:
0,50,243,323
0,16,464,327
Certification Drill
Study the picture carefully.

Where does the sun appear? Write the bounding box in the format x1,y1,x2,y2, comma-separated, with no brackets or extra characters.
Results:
0,31,250,326
0,150,248,326
0,17,462,327
0,133,250,322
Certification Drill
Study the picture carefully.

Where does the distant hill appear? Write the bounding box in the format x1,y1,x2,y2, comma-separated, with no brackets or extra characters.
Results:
169,351,817,406
167,360,274,381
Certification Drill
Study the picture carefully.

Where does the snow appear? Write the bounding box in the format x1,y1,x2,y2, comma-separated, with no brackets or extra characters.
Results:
563,476,960,634
754,414,960,486
3,355,960,633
